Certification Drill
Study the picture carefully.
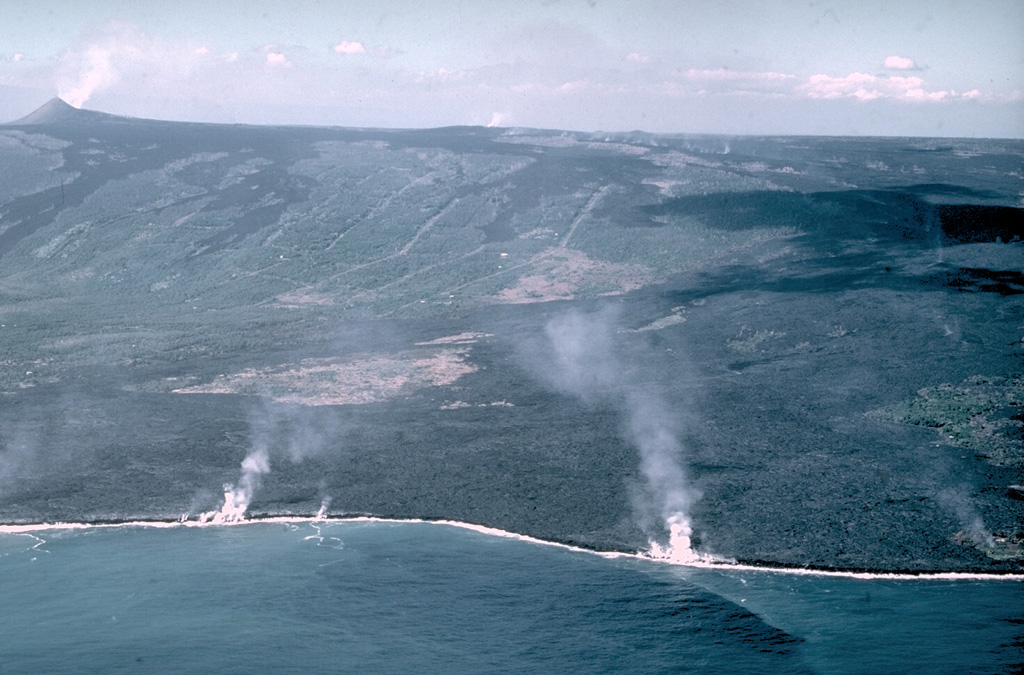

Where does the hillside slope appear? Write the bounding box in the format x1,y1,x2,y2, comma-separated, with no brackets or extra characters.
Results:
1,100,1023,571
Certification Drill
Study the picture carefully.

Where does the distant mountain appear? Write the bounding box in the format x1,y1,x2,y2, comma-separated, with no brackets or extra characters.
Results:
4,96,125,126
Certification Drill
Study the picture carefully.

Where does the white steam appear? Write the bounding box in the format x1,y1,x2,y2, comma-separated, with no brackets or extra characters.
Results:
0,429,37,492
55,24,232,111
199,399,342,523
58,45,119,108
536,307,705,562
937,487,996,549
625,390,700,563
316,496,332,520
201,445,270,524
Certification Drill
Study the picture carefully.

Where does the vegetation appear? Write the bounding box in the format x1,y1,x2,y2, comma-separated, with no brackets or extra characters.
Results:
868,376,1024,466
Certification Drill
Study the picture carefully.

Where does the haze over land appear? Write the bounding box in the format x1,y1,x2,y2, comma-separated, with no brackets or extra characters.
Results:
0,99,1022,572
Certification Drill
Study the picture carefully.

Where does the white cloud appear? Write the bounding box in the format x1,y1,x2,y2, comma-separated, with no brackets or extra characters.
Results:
557,79,589,93
420,67,466,83
883,55,918,70
660,68,798,98
333,41,365,55
803,72,876,99
35,18,1012,136
332,41,396,58
854,88,882,101
266,51,291,67
803,71,955,102
892,75,948,101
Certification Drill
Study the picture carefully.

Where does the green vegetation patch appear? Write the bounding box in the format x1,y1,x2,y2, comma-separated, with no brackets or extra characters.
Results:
868,375,1024,466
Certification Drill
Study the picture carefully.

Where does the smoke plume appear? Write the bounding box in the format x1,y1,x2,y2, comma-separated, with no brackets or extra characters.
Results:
532,307,704,562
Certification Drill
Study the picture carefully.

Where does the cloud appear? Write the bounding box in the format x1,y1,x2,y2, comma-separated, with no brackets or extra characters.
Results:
803,71,876,99
884,55,918,70
1,52,27,66
332,40,396,58
655,65,990,107
679,68,792,82
261,43,297,67
803,71,953,102
40,19,1011,135
266,51,291,67
897,77,949,101
556,79,590,93
333,41,365,55
417,66,476,85
659,68,798,98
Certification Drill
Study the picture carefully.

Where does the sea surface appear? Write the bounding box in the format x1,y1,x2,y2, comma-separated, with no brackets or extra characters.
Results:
1,520,1021,674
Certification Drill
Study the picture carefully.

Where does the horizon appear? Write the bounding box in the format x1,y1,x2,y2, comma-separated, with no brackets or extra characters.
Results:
0,1,1021,139
7,94,1024,142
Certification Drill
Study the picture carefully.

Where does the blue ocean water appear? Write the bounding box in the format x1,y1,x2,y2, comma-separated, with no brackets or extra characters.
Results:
1,521,1021,674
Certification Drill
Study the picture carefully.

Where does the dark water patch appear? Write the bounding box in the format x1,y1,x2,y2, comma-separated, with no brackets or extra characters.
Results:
927,268,1024,295
936,204,1024,243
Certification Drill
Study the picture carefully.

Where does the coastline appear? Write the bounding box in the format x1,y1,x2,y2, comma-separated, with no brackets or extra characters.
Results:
4,512,1022,581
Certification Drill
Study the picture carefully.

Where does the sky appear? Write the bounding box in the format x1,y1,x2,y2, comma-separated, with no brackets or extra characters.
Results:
1,0,1022,137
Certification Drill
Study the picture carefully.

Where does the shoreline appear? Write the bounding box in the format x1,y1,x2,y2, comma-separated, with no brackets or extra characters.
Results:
4,513,1022,581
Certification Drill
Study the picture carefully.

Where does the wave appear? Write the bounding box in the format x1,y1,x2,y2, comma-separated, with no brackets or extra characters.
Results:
2,515,1022,581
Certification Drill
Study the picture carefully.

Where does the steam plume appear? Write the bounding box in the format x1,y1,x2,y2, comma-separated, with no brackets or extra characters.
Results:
626,390,700,562
202,444,270,524
57,44,120,109
937,487,996,549
199,398,342,523
534,307,704,562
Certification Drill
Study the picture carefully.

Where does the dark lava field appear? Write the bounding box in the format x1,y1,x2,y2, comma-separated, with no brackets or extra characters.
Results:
1,98,1022,572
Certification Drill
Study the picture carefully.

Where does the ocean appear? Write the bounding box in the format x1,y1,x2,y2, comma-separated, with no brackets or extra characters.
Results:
2,520,1021,674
